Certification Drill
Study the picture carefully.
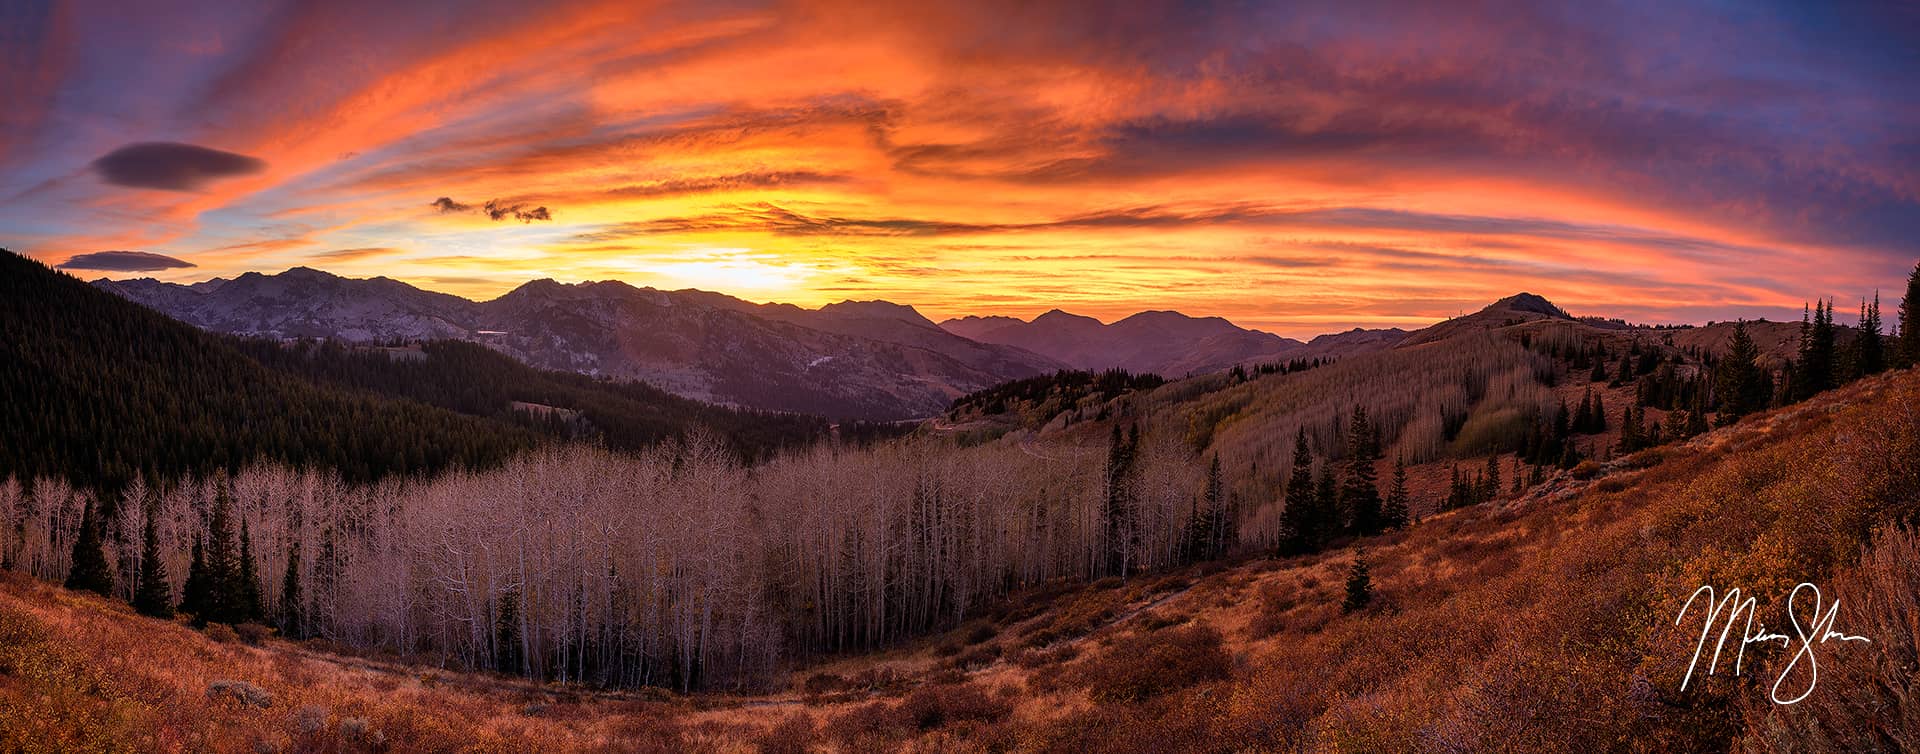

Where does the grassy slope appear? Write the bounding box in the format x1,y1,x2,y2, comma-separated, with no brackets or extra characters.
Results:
3,368,1915,752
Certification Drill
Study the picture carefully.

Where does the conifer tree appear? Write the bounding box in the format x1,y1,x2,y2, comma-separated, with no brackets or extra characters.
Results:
132,496,172,618
1617,404,1641,453
64,499,114,596
1663,407,1689,441
1685,393,1709,437
1207,454,1235,558
1851,294,1885,379
1796,300,1837,399
180,536,209,620
191,483,244,625
496,588,524,674
1342,552,1373,613
1382,458,1410,530
280,541,302,638
1314,463,1339,543
1899,262,1920,369
238,520,262,622
1341,408,1383,537
1482,453,1501,502
1099,423,1138,577
1278,428,1318,555
1715,320,1769,424
1183,455,1233,561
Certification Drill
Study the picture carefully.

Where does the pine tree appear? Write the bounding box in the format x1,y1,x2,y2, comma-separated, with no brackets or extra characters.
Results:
1796,300,1836,400
1617,404,1641,453
238,521,262,623
64,499,114,596
1898,262,1920,369
1851,294,1885,379
1205,454,1235,558
1341,408,1383,537
1715,320,1769,425
1342,552,1373,613
192,483,244,625
180,537,209,620
1314,464,1339,543
280,541,302,638
1663,407,1689,441
1687,393,1709,436
1100,423,1138,577
1183,455,1232,562
1482,453,1501,502
1278,428,1318,555
1382,458,1410,530
496,589,523,674
132,496,173,618
1346,405,1380,461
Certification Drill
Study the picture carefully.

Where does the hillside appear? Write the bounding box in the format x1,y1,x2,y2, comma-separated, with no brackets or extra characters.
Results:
232,338,832,463
97,270,1063,420
940,309,1309,376
4,367,1914,753
0,250,540,488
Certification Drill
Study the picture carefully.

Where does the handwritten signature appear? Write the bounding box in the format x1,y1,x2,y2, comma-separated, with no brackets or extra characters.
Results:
1674,583,1872,705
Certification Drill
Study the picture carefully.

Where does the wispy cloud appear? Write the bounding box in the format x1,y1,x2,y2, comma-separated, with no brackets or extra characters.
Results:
0,0,1912,338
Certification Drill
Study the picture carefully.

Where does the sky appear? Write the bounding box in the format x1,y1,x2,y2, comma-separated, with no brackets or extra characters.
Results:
3,0,1917,339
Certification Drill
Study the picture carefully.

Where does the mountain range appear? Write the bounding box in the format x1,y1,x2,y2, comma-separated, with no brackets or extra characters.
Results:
105,267,1783,423
97,268,1398,419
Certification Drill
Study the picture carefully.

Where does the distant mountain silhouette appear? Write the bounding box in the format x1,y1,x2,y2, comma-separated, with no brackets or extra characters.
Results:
941,309,1308,375
97,269,1061,420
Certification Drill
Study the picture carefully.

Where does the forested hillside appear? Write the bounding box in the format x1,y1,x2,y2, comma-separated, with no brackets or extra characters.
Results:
233,338,830,463
0,251,539,488
6,247,1915,709
2,344,1914,753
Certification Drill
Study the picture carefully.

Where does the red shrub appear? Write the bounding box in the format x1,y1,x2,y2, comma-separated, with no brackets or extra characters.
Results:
1073,624,1232,703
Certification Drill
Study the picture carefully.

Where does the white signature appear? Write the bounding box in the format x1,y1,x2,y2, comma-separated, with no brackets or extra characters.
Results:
1674,583,1872,705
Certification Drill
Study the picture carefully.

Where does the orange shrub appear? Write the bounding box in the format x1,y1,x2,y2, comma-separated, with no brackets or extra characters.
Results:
1072,624,1231,704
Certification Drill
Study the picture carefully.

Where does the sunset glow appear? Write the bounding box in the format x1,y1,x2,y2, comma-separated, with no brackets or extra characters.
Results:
4,1,1916,337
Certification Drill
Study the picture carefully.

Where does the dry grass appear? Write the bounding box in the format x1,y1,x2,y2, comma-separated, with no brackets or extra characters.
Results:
2,369,1916,753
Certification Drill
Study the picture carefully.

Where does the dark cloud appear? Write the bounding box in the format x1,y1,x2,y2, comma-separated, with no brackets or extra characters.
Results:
90,142,265,190
431,196,552,222
57,250,196,271
484,200,550,222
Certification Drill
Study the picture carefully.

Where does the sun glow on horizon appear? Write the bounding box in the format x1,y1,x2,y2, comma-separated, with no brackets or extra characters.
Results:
4,1,1915,340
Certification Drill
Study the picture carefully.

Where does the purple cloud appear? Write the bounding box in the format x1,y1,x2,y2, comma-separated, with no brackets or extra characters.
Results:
57,250,197,271
90,142,265,191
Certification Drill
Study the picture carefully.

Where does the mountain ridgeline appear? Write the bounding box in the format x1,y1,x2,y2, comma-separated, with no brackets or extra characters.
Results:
0,251,537,488
0,251,832,488
94,267,1407,418
231,338,832,463
98,269,1069,421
